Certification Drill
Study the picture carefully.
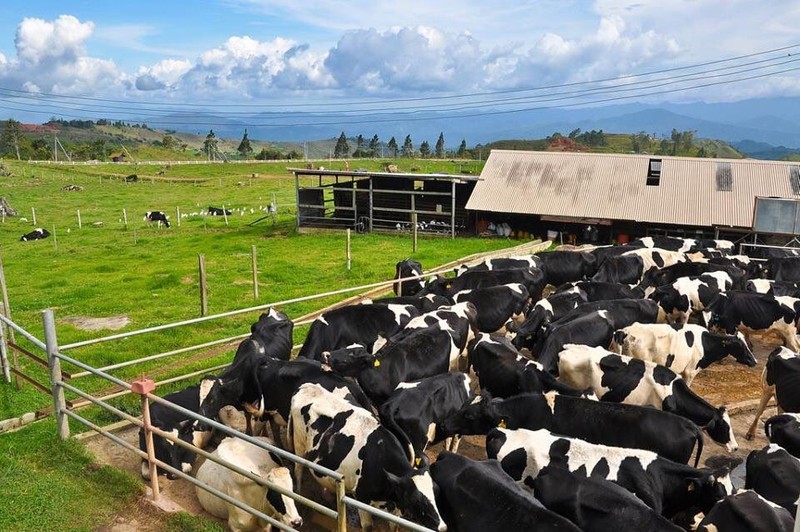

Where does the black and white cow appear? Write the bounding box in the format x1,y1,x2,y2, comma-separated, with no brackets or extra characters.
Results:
393,258,426,296
530,466,683,531
510,291,586,351
535,250,597,286
703,291,800,351
207,206,232,216
746,346,800,440
289,383,447,531
319,344,380,377
612,323,756,385
589,244,643,267
140,385,212,480
144,211,170,228
371,294,451,314
20,228,50,241
297,303,419,358
249,308,294,361
378,372,474,462
557,344,738,451
650,272,733,325
630,236,734,255
451,283,529,333
591,255,646,284
696,489,795,532
746,279,800,298
430,451,581,532
455,255,542,276
651,261,747,290
745,444,800,514
623,247,688,271
554,279,648,302
486,427,733,517
764,413,800,458
761,256,800,282
424,268,546,302
436,391,705,466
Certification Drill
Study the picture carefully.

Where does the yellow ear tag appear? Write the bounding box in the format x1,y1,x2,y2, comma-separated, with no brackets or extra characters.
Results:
498,419,507,429
415,457,422,466
374,360,381,367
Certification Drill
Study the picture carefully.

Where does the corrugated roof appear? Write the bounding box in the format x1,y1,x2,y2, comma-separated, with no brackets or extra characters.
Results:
466,150,800,228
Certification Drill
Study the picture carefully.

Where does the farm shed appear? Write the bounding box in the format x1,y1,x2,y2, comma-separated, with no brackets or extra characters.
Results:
466,150,800,244
289,168,479,237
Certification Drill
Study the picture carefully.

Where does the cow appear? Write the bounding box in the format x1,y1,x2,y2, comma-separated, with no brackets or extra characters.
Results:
623,247,688,271
510,291,586,352
288,383,447,531
371,294,451,313
451,283,529,333
745,346,800,440
437,391,705,466
357,303,478,404
319,344,380,377
557,344,738,451
764,413,800,458
195,436,302,531
20,228,51,241
746,279,800,297
534,250,597,286
695,489,795,532
144,211,170,228
589,244,643,267
378,372,474,463
486,427,733,517
612,323,756,385
430,451,581,532
591,255,646,284
761,256,800,282
139,385,212,480
454,255,542,276
745,444,800,514
651,261,747,290
703,291,800,351
297,303,419,358
208,206,232,216
393,258,426,296
530,466,683,531
747,247,800,259
650,272,733,325
249,308,294,361
554,278,650,302
423,267,546,302
630,236,734,255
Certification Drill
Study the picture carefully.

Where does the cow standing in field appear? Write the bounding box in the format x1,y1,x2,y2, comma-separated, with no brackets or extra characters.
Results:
144,211,170,228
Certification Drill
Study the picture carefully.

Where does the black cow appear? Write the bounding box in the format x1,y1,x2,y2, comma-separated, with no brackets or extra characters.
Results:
762,256,800,282
531,467,682,531
765,413,800,458
139,385,211,480
746,279,800,297
650,272,732,325
589,244,643,267
651,261,747,290
423,267,546,302
378,372,474,463
696,489,795,532
510,291,586,351
535,250,597,286
20,228,50,241
290,383,447,531
319,344,379,377
144,211,170,228
297,303,419,358
437,392,705,466
591,254,646,284
452,283,529,333
747,247,800,259
430,451,581,532
454,255,542,276
486,427,733,517
745,444,800,514
371,294,451,313
393,258,425,296
746,346,800,440
704,291,800,351
249,308,294,360
554,279,648,302
207,206,232,216
558,345,737,451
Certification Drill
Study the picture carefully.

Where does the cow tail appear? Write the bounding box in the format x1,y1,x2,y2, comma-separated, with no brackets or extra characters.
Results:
692,424,704,468
380,410,416,467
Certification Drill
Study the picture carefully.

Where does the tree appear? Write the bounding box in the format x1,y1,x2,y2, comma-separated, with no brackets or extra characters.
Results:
387,136,398,157
631,131,650,154
402,135,414,157
568,128,581,139
161,134,178,150
0,119,22,160
334,131,349,158
419,140,430,158
356,134,365,150
237,129,253,158
435,132,445,158
457,139,467,157
369,134,380,156
203,130,219,160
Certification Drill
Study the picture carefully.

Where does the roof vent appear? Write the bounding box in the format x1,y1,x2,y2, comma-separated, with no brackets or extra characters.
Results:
646,159,661,186
791,166,800,195
716,162,732,191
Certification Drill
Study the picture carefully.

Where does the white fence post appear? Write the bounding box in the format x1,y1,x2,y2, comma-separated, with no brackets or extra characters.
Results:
43,309,69,439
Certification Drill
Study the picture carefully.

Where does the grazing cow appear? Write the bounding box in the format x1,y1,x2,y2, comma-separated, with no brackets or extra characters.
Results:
139,385,212,480
612,323,756,385
557,344,737,451
592,255,646,284
424,267,546,302
745,444,800,514
486,427,733,517
745,347,800,440
468,334,589,398
761,256,800,282
695,489,794,532
378,372,474,462
430,451,581,532
393,258,425,296
19,228,50,241
452,283,529,333
289,383,447,531
650,272,733,325
703,291,800,351
454,255,541,276
208,206,232,216
764,413,800,458
297,303,419,358
510,290,586,351
195,436,302,531
372,294,451,313
652,261,747,290
319,344,380,377
437,391,705,466
124,174,138,182
535,250,597,286
144,210,170,228
358,303,477,404
531,467,682,531
746,279,800,297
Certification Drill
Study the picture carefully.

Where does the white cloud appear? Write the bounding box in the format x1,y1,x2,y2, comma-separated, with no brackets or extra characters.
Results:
15,15,94,64
135,59,192,91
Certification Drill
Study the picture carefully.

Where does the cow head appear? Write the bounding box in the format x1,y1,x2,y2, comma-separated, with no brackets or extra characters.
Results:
703,406,738,452
263,467,303,529
684,466,733,514
436,394,500,439
195,375,246,432
321,344,379,377
727,332,757,367
394,259,425,296
419,275,451,297
250,308,294,360
385,463,447,532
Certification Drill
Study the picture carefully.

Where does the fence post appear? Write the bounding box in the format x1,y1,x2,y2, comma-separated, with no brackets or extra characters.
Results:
336,479,347,531
346,229,352,271
0,246,18,387
123,209,128,230
412,213,418,253
31,207,37,226
222,205,229,227
251,245,259,300
77,209,82,230
132,378,159,500
43,309,69,439
176,206,181,227
199,254,208,316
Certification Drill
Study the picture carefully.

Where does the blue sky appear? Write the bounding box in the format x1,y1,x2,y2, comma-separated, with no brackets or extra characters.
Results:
0,0,798,124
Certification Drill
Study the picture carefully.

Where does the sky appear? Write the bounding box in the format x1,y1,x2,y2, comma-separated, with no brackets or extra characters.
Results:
0,0,799,125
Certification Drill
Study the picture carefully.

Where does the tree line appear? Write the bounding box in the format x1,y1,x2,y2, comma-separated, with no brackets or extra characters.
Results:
332,131,468,159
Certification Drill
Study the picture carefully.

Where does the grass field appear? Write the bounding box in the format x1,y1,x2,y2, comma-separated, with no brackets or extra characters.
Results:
0,157,511,531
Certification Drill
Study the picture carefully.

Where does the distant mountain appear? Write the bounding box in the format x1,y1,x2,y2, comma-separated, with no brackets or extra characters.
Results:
732,139,800,160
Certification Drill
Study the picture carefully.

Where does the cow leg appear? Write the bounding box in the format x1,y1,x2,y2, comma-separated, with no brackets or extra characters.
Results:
745,384,775,440
446,435,462,454
269,419,284,448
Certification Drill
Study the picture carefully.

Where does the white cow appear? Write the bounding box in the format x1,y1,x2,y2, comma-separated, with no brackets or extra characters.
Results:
195,436,302,532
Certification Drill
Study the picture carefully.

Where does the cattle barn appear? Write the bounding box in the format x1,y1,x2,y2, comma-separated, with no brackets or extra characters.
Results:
466,150,800,245
290,168,479,237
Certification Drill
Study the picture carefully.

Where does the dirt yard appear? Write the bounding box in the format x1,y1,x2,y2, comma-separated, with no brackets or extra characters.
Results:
86,334,780,531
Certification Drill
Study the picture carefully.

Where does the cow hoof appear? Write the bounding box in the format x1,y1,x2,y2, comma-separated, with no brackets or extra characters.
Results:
744,431,755,441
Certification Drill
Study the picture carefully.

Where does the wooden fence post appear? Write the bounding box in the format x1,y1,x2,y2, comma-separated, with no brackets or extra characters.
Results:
222,205,229,227
52,225,58,253
0,247,16,386
346,229,352,271
77,209,82,230
199,254,208,316
123,209,128,229
43,309,69,439
176,206,181,227
412,213,418,253
251,245,259,301
31,207,37,226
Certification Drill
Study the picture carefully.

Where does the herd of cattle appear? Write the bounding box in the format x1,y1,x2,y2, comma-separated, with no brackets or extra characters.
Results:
138,235,800,531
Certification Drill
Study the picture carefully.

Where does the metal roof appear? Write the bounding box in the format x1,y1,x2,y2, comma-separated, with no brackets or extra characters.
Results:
288,168,481,183
466,150,800,229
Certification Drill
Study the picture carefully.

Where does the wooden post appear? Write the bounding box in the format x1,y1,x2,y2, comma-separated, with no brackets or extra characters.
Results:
0,247,15,385
123,209,128,229
346,229,352,271
77,209,82,229
52,225,58,253
132,378,159,500
451,179,456,239
412,213,418,253
222,205,229,226
336,479,347,532
43,309,69,439
176,206,181,227
199,254,208,316
31,207,37,226
251,245,259,301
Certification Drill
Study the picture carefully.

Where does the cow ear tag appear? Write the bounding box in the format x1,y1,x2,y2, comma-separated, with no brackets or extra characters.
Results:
498,419,507,428
374,360,381,367
687,482,696,492
415,457,422,466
